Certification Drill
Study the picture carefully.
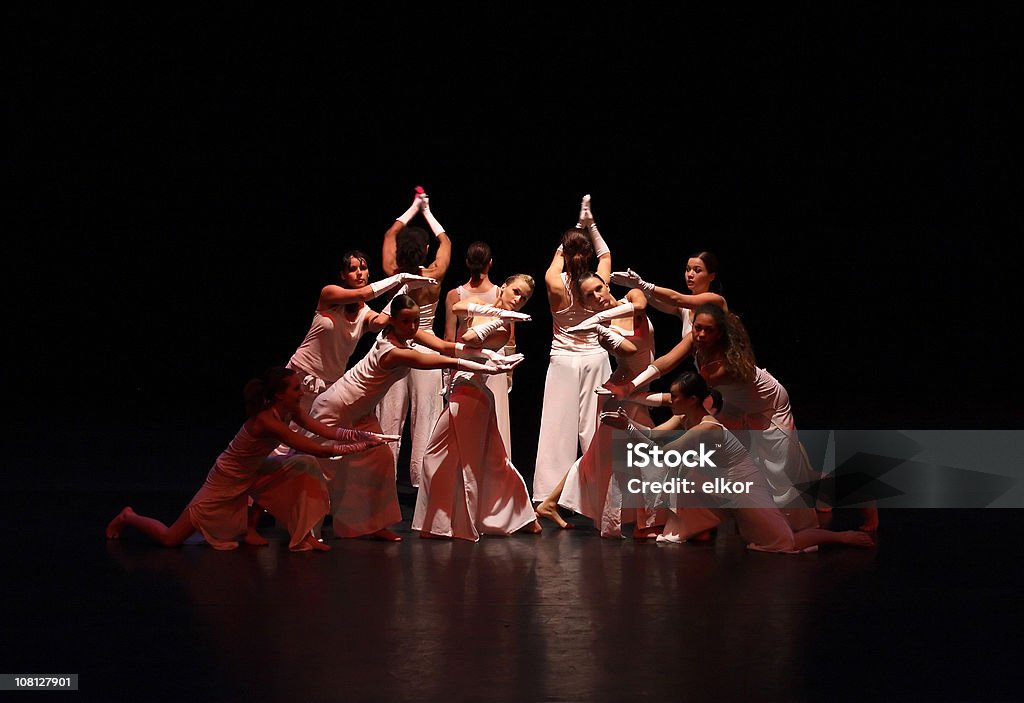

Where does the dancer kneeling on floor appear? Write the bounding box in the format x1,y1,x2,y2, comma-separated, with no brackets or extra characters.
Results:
106,367,392,552
601,372,874,552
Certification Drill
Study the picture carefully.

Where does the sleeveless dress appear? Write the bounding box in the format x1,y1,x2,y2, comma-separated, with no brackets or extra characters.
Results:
187,409,329,550
700,359,819,530
454,284,514,458
288,303,374,414
375,300,444,487
310,335,410,537
532,272,612,500
412,339,536,541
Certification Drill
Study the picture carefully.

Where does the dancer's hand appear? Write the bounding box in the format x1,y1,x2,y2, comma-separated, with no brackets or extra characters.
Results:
397,273,437,290
466,303,531,321
600,380,635,399
492,353,525,372
609,269,655,296
302,374,327,394
599,408,630,430
372,433,402,443
577,193,593,228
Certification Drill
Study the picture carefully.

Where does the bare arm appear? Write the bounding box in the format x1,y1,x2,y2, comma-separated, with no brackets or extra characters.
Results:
648,287,726,312
253,411,379,459
443,288,460,342
381,220,402,276
545,249,570,311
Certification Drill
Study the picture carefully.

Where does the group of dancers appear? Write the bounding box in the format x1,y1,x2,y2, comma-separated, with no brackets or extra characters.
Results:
107,189,874,553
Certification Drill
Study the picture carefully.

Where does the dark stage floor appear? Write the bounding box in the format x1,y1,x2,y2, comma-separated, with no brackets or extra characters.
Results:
3,490,1022,702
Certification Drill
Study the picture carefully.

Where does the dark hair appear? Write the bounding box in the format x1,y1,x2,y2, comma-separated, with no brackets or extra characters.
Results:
383,294,419,338
396,226,430,271
243,367,296,418
339,250,369,286
688,251,722,293
707,388,724,414
577,271,605,289
465,241,492,277
560,228,594,293
670,371,710,401
389,293,418,317
693,303,756,383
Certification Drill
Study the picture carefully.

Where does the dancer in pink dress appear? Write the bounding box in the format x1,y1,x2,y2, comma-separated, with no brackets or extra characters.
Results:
443,241,517,456
105,368,392,551
287,249,435,414
310,293,523,541
414,274,537,540
601,372,873,551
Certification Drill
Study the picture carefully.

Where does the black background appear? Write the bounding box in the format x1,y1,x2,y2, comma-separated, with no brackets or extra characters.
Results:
8,6,1021,489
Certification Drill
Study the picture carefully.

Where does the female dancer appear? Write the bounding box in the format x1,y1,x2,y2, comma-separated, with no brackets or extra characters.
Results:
443,241,517,456
287,249,434,413
414,274,539,540
532,195,614,501
688,303,819,527
605,252,727,396
535,273,665,537
310,293,522,541
601,372,873,551
105,367,391,552
377,189,452,487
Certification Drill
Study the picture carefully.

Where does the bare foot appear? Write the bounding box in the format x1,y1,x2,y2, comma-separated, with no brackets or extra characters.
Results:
369,528,402,542
535,500,572,529
520,519,542,534
859,506,879,532
291,534,331,552
632,525,663,539
244,531,269,546
837,531,876,548
106,506,134,539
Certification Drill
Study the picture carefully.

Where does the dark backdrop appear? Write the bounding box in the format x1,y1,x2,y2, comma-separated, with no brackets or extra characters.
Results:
8,6,1020,490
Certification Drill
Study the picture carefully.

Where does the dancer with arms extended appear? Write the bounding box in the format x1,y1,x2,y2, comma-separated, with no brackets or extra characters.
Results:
414,274,537,540
602,372,872,550
106,367,391,552
443,241,517,456
311,292,521,541
536,272,666,537
286,249,434,413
